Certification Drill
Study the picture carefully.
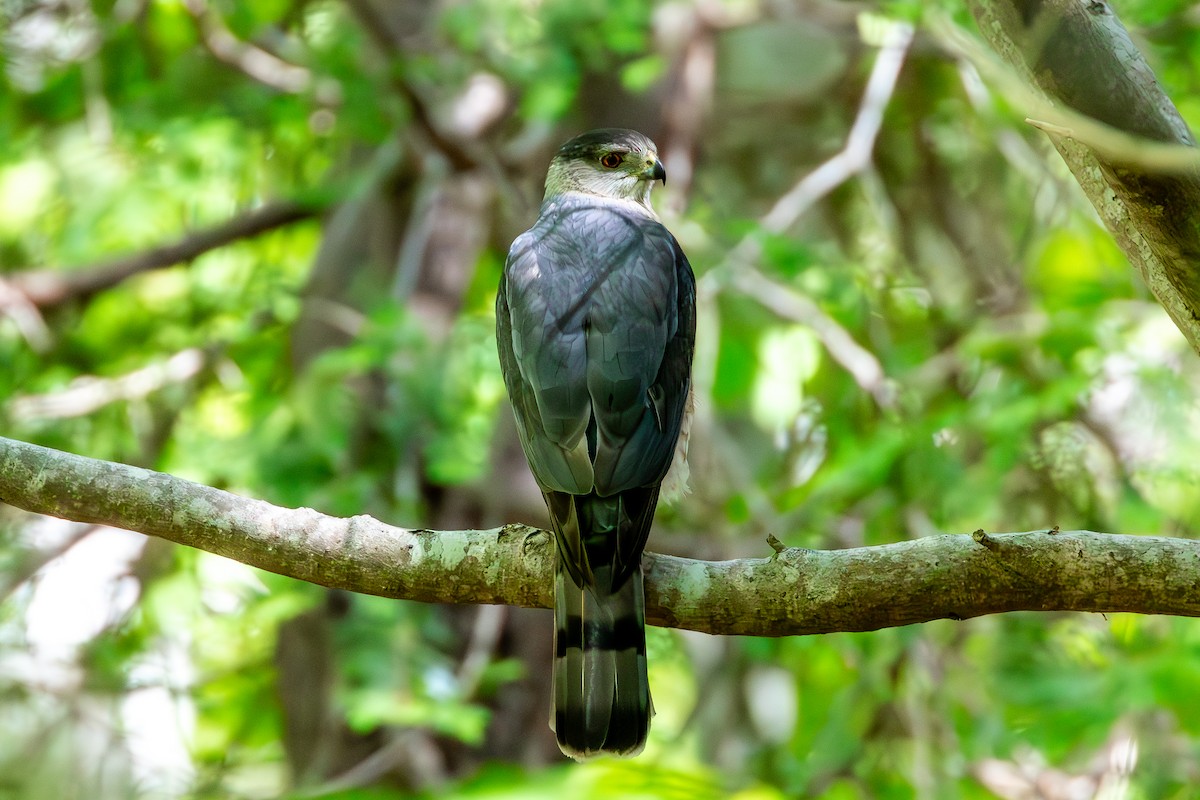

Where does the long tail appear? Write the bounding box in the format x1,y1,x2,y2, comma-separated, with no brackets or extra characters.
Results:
546,492,653,759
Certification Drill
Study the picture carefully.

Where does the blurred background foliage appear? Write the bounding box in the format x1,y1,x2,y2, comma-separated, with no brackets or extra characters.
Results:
2,0,1200,797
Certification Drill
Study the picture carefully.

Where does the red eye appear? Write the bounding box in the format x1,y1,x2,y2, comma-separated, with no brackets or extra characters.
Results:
599,153,622,169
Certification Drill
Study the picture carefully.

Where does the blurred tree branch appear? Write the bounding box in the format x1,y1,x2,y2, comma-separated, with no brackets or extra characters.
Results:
184,0,312,93
968,0,1200,356
706,21,912,409
7,347,210,421
6,200,323,310
3,435,1198,636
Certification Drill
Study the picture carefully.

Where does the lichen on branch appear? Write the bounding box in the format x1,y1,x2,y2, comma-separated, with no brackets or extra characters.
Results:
2,435,1198,637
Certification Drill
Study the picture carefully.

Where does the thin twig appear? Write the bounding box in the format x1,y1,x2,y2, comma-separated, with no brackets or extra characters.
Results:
295,730,445,796
457,604,508,698
340,0,478,172
8,348,209,422
1025,117,1076,138
0,523,99,604
0,277,52,352
705,22,912,407
10,200,322,309
757,21,914,235
729,269,893,406
184,0,312,93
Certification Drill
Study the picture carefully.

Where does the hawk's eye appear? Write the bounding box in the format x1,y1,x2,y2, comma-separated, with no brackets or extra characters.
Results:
599,153,623,169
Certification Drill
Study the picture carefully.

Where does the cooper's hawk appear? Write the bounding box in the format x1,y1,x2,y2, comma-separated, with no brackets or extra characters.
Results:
496,129,696,759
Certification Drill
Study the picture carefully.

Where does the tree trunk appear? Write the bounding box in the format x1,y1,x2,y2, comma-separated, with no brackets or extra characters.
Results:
969,0,1200,354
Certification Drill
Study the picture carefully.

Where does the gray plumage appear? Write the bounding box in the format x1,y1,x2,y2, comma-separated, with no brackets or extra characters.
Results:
496,129,695,759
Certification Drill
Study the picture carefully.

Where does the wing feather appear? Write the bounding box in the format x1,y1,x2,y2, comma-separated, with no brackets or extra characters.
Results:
497,197,695,516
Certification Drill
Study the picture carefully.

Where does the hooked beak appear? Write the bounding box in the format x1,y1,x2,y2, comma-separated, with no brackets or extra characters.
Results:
650,158,666,185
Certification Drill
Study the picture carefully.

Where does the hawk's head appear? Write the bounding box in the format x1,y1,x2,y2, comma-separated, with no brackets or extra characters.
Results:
543,128,666,208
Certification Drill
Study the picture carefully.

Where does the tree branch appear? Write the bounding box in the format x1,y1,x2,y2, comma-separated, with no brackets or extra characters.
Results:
184,0,312,94
700,21,911,409
966,0,1200,356
2,436,1198,636
8,347,209,421
8,200,322,309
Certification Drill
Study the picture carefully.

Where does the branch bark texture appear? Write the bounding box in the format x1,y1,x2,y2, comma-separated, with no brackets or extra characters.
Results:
2,436,1199,636
970,0,1200,354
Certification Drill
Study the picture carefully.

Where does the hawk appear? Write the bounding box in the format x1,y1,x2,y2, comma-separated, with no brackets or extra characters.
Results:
496,128,696,759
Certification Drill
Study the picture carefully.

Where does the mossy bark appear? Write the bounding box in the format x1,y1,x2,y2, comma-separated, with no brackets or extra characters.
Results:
4,436,1198,636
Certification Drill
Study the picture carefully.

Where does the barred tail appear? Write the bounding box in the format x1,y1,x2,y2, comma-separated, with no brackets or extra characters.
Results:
552,558,651,759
